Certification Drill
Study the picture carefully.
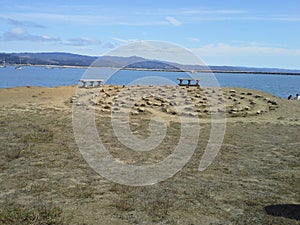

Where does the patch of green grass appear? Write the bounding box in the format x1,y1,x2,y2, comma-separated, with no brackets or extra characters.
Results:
0,202,63,225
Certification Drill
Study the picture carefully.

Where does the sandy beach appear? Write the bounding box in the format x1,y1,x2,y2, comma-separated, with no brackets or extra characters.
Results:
0,85,299,224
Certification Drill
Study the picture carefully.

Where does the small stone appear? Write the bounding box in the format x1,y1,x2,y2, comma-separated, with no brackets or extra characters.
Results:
184,106,194,111
131,111,139,115
137,107,145,112
161,108,169,113
170,101,176,106
268,100,278,105
155,96,163,101
189,112,197,117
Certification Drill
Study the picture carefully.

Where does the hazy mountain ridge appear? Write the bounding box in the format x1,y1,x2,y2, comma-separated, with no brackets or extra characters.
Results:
0,52,299,73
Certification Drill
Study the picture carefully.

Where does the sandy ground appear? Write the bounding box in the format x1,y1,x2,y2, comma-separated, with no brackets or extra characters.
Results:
0,86,76,109
0,85,299,225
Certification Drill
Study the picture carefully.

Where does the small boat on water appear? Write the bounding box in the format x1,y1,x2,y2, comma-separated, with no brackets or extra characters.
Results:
15,58,25,70
45,65,55,69
15,66,24,70
0,60,6,68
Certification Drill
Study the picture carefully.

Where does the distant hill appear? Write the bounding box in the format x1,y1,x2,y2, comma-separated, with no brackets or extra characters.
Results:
0,52,97,67
0,52,299,74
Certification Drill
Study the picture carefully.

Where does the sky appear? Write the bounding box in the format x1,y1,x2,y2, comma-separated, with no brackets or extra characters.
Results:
0,0,300,69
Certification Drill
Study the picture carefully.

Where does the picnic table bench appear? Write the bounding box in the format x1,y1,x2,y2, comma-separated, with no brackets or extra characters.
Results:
79,79,104,88
177,78,200,87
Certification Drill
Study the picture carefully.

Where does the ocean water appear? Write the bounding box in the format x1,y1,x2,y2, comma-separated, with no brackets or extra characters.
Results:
0,66,300,98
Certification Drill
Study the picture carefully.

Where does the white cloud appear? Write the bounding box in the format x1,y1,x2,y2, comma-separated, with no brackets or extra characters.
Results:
188,43,300,69
9,27,25,35
135,8,246,16
107,41,201,65
102,42,116,49
191,43,300,57
0,27,59,42
187,37,200,42
0,16,46,28
112,37,131,44
112,37,140,45
2,12,167,26
165,16,182,26
64,37,102,46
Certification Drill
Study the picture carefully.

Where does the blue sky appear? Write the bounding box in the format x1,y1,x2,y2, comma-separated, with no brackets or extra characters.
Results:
0,0,300,69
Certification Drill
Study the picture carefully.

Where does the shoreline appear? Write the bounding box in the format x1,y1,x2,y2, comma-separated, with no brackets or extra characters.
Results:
0,84,291,99
0,84,286,99
3,64,300,76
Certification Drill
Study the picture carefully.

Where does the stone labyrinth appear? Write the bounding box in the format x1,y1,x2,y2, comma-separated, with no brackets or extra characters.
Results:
72,85,279,118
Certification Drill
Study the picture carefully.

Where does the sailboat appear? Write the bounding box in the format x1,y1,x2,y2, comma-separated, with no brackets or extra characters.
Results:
15,58,24,70
0,59,6,68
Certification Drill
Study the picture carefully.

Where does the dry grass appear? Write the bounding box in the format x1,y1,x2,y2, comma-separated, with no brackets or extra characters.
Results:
0,201,63,225
0,86,299,224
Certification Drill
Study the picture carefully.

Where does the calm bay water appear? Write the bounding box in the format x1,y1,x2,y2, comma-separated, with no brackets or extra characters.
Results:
0,66,299,98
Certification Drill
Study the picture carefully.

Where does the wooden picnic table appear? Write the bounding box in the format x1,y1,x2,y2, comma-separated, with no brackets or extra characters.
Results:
79,79,104,88
177,78,200,87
